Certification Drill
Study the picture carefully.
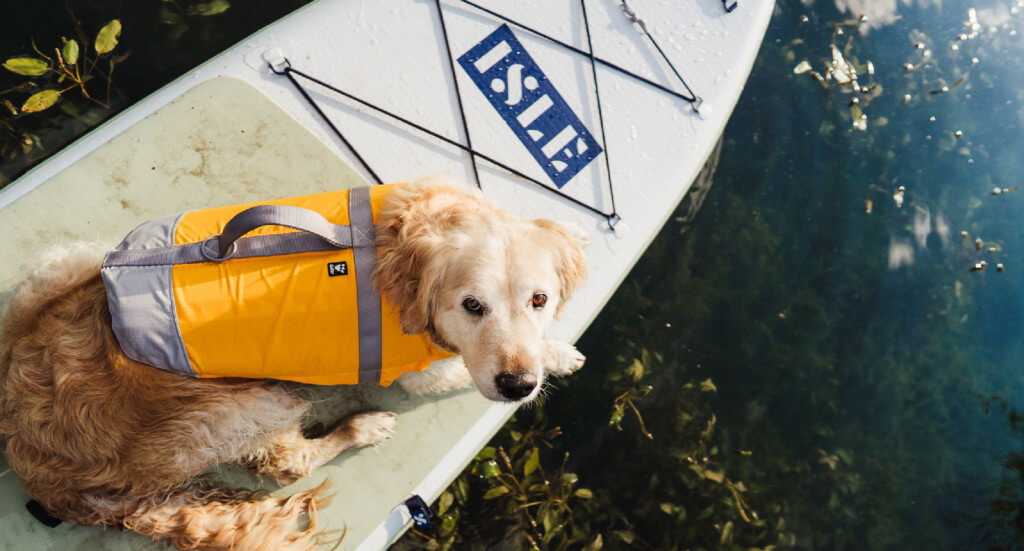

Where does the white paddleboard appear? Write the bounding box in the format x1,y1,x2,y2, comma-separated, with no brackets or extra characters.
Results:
0,0,774,549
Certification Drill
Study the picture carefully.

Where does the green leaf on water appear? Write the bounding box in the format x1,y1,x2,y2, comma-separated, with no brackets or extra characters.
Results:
476,446,496,460
475,460,499,478
482,486,510,499
95,20,122,55
524,447,540,476
438,491,453,515
3,57,48,76
62,39,79,65
574,488,594,499
703,469,725,483
21,90,60,113
609,404,624,426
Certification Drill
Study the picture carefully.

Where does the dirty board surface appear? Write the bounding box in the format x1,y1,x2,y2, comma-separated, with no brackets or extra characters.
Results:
0,76,493,550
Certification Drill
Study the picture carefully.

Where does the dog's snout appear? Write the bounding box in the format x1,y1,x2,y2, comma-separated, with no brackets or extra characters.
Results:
494,372,537,400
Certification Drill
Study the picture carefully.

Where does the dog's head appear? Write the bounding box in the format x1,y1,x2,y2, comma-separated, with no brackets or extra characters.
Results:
374,180,587,402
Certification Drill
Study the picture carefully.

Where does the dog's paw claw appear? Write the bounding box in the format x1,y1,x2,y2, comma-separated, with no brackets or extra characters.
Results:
544,341,586,377
346,411,397,447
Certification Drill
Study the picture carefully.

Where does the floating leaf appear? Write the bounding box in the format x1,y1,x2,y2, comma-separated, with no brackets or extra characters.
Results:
475,460,499,478
523,447,540,476
21,90,60,113
476,446,496,460
438,491,453,515
3,57,48,76
482,486,510,499
441,514,456,534
95,20,122,55
793,60,812,74
703,469,725,483
62,39,79,65
699,378,717,393
574,488,594,499
609,405,625,426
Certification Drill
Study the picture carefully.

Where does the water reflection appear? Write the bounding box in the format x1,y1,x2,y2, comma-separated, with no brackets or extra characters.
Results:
804,0,945,29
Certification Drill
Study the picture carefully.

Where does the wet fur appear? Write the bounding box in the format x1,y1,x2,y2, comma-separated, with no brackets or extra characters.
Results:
0,181,586,549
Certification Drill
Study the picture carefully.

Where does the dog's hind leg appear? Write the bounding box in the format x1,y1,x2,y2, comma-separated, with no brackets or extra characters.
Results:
241,411,397,486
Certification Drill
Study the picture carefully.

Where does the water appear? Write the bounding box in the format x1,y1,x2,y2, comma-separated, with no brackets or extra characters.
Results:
400,0,1024,549
4,0,1024,549
0,0,313,186
554,1,1024,548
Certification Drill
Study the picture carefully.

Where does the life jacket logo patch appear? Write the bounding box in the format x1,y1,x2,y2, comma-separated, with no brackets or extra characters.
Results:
327,261,348,277
458,24,602,189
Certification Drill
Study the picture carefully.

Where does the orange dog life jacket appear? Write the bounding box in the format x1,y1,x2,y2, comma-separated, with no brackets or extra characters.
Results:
101,184,451,386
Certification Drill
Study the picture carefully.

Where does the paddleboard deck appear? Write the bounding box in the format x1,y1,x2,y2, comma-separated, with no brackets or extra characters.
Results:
0,0,774,549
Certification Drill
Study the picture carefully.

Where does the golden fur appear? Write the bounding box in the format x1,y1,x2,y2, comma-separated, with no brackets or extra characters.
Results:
0,181,586,549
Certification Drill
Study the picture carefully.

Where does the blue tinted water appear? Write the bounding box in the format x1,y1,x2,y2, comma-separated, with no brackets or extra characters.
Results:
558,0,1024,548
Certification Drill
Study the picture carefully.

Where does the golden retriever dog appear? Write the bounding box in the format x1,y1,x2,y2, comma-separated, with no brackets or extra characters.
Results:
0,181,587,550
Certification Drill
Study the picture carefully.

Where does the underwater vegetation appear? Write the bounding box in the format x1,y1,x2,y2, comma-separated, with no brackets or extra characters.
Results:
0,0,314,188
399,0,1024,549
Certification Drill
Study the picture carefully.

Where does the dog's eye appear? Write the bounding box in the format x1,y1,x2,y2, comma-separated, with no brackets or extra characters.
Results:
532,293,548,309
462,297,483,315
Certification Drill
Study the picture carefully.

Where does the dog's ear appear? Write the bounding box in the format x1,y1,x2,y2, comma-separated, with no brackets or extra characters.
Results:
533,219,588,317
374,227,440,334
374,181,484,334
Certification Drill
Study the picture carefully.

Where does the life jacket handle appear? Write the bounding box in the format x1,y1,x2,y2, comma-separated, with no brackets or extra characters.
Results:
214,204,359,259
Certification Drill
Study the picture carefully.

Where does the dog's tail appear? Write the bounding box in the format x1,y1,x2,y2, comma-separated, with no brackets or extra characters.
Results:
79,481,333,551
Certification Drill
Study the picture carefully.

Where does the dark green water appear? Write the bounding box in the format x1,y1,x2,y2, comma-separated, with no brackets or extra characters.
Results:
0,0,313,185
5,0,1024,549
402,1,1024,549
544,0,1024,548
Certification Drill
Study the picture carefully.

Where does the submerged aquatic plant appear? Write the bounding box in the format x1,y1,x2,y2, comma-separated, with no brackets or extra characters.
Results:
2,18,125,114
0,15,128,176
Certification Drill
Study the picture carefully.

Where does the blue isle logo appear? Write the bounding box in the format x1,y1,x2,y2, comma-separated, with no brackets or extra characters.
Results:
459,24,602,189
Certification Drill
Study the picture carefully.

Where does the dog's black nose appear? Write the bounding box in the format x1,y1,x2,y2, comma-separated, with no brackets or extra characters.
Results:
494,373,537,400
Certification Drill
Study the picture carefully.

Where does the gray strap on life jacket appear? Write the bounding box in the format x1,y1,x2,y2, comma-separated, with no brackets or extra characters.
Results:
103,206,357,267
348,186,382,384
217,204,354,257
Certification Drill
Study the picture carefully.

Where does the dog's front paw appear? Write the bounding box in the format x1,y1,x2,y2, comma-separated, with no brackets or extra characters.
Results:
343,411,397,448
543,340,586,377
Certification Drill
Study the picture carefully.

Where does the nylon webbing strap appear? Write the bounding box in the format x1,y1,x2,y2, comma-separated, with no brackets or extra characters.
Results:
218,204,353,257
102,230,354,267
348,186,383,384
